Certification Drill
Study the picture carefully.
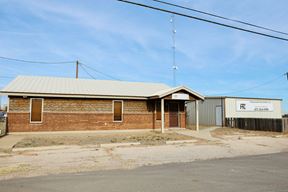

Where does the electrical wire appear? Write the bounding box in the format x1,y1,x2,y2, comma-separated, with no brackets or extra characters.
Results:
78,64,97,79
117,0,288,42
0,56,75,64
152,0,288,36
213,73,286,96
79,62,120,80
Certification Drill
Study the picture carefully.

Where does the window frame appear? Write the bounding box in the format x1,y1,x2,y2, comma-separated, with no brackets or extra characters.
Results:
30,98,44,124
112,100,123,122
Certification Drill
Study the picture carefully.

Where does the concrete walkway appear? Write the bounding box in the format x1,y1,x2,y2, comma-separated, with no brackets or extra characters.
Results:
0,135,24,152
174,127,220,141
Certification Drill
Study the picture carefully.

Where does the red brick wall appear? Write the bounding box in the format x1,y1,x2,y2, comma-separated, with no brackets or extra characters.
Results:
8,97,186,132
7,113,154,132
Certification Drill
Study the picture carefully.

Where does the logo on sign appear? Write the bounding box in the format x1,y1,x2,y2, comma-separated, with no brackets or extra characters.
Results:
236,101,274,112
240,104,246,110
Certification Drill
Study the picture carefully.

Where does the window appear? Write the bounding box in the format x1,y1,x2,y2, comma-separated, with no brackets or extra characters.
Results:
156,101,161,120
113,100,123,122
30,98,43,123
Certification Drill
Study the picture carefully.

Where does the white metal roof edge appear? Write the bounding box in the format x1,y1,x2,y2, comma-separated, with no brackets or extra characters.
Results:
205,96,282,101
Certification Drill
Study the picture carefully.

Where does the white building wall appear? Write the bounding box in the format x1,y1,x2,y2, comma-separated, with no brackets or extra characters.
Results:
225,98,282,119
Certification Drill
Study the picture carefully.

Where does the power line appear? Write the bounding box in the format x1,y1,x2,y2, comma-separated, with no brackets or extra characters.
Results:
0,56,75,64
0,56,119,80
152,0,288,36
79,64,96,79
118,0,288,42
79,62,120,80
214,73,286,96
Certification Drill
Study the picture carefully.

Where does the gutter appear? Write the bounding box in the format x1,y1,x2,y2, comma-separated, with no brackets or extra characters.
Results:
0,92,149,100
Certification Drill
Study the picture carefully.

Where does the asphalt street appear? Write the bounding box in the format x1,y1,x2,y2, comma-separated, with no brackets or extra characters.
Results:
1,152,288,192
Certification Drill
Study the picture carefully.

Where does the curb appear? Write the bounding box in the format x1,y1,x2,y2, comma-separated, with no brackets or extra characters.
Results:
165,140,197,145
100,142,141,148
12,142,141,152
11,140,197,152
12,145,83,152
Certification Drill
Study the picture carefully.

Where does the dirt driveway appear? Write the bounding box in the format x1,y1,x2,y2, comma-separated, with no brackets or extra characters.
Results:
0,128,288,180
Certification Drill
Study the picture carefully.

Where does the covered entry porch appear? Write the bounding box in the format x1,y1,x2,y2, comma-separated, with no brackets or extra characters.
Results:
150,86,205,133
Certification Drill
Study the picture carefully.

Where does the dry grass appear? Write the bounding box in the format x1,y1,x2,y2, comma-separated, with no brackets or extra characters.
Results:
211,127,287,138
14,131,195,148
0,164,31,176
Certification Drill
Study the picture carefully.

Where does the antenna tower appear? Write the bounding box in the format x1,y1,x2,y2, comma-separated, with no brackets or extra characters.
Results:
170,14,178,86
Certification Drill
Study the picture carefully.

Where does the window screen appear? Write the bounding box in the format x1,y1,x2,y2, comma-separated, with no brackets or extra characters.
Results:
113,101,123,121
156,101,161,120
31,99,43,122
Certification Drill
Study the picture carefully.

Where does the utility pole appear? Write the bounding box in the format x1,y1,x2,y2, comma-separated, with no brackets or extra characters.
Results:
76,60,79,79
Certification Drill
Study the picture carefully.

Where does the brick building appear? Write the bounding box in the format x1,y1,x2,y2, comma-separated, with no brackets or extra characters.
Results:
0,76,204,132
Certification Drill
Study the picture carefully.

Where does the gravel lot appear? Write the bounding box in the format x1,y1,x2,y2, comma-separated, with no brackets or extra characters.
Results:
211,127,287,138
1,128,288,180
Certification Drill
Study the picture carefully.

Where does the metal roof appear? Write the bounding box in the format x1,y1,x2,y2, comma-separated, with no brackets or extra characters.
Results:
205,96,282,101
0,76,204,100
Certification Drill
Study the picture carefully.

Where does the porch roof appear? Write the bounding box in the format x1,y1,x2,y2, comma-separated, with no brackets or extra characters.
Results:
150,86,204,100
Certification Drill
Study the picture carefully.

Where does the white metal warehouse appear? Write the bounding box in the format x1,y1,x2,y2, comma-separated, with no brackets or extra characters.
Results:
187,96,283,132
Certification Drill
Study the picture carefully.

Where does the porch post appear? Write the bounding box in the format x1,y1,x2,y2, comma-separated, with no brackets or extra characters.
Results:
161,98,165,133
195,100,199,131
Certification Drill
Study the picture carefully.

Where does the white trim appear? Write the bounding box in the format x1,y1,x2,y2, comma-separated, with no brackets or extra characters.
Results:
30,98,44,124
112,100,123,122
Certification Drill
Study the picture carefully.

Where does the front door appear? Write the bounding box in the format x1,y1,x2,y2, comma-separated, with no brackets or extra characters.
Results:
169,103,179,127
215,106,222,126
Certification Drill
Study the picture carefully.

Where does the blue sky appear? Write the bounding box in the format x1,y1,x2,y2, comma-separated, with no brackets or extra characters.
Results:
0,0,287,113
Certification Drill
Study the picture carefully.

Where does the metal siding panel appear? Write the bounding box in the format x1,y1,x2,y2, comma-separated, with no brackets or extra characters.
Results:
187,98,222,126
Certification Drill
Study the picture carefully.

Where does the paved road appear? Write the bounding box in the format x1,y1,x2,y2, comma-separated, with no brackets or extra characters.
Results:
1,152,288,192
